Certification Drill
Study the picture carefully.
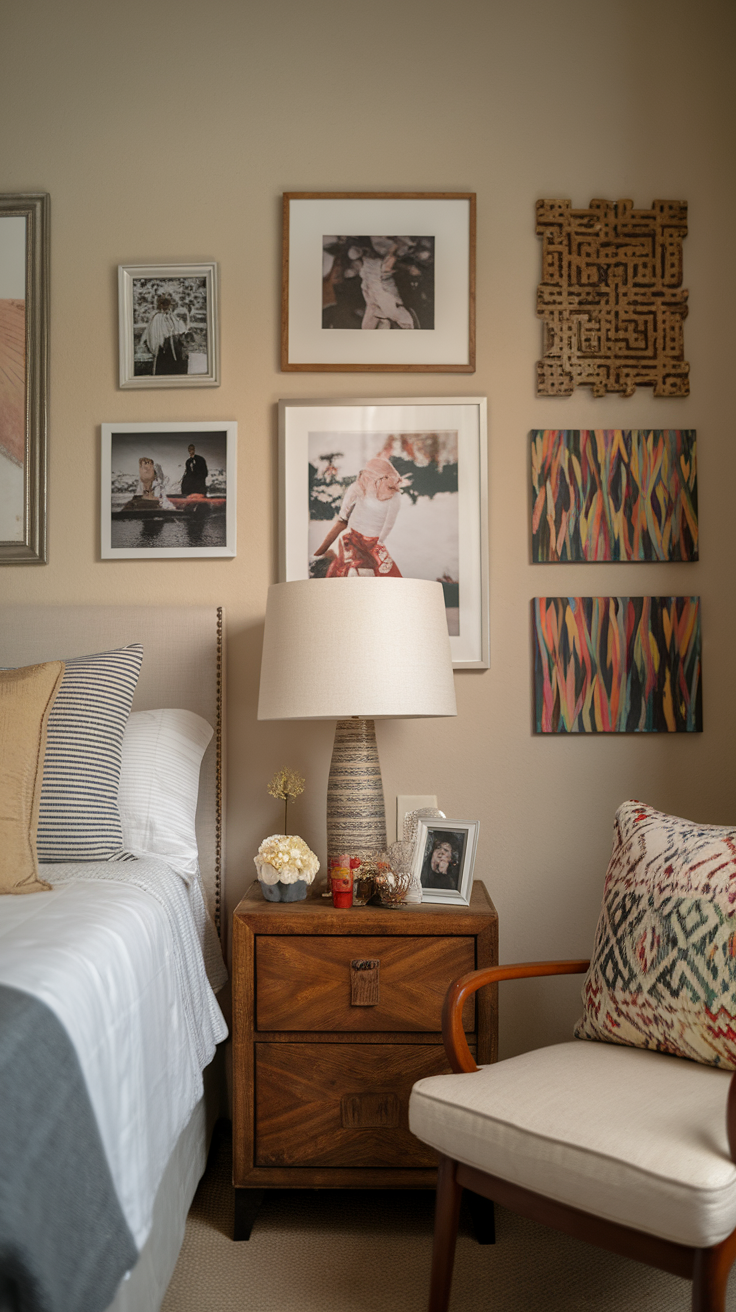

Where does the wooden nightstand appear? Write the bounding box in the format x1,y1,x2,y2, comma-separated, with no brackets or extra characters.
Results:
232,881,498,1238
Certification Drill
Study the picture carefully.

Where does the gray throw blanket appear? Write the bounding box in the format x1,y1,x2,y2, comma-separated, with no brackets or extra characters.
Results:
0,984,138,1312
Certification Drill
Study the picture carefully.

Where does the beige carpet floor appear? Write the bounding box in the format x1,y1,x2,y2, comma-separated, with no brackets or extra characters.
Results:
162,1124,736,1312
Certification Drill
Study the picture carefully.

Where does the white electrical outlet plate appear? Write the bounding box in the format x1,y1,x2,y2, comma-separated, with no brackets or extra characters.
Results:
396,794,438,842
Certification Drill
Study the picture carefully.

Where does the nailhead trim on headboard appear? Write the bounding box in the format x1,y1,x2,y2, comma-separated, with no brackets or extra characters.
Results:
215,606,223,937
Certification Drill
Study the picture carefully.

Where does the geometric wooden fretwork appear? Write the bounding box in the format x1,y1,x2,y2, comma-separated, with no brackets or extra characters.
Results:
536,199,689,398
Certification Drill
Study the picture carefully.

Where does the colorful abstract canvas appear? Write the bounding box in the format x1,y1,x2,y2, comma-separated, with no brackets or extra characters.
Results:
531,430,698,563
533,596,702,733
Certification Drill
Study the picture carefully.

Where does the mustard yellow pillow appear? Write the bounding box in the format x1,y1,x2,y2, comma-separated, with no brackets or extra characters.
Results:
0,661,65,893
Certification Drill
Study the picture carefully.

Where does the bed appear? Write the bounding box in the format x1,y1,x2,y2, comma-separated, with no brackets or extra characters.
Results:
0,605,228,1312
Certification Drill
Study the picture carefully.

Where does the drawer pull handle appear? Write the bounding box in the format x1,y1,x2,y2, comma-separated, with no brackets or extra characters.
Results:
350,958,380,1006
341,1092,399,1128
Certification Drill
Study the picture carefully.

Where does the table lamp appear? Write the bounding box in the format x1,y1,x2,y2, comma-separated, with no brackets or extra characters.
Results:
257,577,457,866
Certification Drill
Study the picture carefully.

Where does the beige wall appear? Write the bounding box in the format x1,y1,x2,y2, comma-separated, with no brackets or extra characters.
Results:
2,0,734,1056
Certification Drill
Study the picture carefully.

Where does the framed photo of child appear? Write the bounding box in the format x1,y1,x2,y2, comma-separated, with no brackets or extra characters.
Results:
278,396,489,668
411,819,480,906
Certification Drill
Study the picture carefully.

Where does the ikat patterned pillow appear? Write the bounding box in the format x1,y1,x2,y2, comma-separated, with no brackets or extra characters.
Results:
574,800,736,1068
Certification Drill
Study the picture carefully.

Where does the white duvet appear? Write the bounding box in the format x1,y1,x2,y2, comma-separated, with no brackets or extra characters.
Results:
0,858,228,1251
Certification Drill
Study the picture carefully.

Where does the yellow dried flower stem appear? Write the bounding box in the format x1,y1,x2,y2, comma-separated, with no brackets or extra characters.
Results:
267,767,306,835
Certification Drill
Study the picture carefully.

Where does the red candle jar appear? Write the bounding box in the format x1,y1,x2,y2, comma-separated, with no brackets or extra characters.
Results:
331,864,353,908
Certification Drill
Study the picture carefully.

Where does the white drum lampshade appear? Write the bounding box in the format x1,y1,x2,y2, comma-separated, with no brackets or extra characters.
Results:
258,578,457,864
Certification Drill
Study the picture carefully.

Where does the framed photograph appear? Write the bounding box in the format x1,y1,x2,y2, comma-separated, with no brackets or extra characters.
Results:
118,263,219,388
281,192,475,372
0,193,48,564
412,819,480,906
279,396,489,669
101,421,236,559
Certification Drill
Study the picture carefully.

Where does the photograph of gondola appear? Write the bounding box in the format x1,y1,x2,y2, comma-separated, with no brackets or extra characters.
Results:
101,421,237,558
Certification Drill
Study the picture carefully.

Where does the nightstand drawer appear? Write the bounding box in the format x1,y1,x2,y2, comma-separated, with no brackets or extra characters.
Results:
255,934,476,1032
255,1042,450,1168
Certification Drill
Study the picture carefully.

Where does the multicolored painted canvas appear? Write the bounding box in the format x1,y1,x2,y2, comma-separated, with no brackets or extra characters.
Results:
533,596,702,734
531,429,698,563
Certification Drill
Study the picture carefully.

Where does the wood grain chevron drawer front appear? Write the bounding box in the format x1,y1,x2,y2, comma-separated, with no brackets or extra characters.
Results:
255,935,476,1032
255,1043,450,1168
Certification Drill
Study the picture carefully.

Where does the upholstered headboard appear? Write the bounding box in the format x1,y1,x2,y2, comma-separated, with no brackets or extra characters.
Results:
0,605,224,932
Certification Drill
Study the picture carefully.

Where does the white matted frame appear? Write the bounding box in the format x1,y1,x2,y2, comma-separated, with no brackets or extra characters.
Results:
412,818,480,906
118,262,219,388
101,420,237,559
279,396,489,668
282,193,475,372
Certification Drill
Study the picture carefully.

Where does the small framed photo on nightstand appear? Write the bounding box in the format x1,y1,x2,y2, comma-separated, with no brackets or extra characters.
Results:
412,818,479,906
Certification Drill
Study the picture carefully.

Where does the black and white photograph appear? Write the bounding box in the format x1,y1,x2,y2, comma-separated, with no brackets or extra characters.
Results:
282,193,475,371
412,818,479,906
322,235,434,331
118,263,219,388
101,421,236,558
279,397,489,668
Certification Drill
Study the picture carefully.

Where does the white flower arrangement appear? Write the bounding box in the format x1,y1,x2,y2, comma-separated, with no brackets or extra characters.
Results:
254,834,320,886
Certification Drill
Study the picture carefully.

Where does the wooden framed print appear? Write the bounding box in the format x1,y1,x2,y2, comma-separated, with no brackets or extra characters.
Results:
282,192,475,372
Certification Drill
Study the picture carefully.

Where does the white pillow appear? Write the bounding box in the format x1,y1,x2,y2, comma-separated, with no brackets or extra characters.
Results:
118,709,214,880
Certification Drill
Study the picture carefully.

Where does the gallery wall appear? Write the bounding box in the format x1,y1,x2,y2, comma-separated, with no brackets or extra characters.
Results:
1,0,734,1056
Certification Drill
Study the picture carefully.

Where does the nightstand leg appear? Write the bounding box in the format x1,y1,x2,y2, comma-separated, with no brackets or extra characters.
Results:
466,1191,495,1244
233,1188,265,1240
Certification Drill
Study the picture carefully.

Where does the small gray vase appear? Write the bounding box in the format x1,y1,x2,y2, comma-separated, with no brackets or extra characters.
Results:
259,878,308,902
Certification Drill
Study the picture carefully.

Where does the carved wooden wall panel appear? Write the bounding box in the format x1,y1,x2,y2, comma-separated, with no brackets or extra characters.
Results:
536,199,689,398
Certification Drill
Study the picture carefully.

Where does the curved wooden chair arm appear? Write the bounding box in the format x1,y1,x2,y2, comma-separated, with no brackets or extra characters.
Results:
442,959,591,1074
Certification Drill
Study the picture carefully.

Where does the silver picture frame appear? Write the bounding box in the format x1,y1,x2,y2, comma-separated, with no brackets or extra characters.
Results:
412,818,480,906
278,395,489,669
0,193,49,564
118,262,219,388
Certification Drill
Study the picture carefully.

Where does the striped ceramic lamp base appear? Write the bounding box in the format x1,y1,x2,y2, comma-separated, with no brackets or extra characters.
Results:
326,718,387,869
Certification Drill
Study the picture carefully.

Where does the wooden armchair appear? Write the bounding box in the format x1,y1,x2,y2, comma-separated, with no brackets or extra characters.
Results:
409,960,736,1312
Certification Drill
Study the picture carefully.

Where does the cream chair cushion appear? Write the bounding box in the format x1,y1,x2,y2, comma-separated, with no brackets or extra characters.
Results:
409,1040,736,1248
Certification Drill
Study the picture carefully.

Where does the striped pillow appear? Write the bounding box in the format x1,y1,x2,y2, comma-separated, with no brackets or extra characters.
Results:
36,645,143,862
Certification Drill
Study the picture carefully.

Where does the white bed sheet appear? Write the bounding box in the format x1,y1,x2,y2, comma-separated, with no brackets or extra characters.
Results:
0,859,228,1252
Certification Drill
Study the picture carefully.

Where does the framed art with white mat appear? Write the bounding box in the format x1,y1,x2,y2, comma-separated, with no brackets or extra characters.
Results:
282,193,475,372
279,395,488,668
101,421,237,559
